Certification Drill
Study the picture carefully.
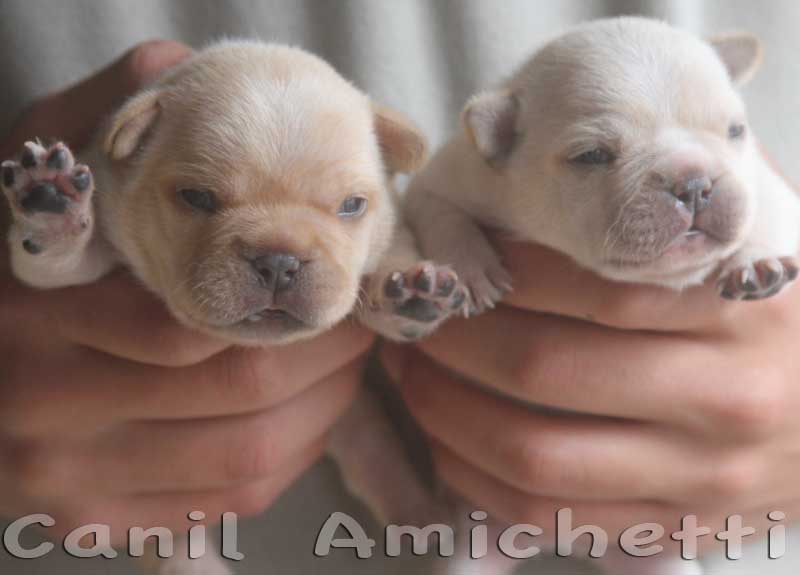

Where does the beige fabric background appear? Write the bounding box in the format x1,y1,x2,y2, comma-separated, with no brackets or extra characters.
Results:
1,1,798,573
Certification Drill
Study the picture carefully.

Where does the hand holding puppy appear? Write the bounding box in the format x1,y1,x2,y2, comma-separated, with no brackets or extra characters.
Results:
0,40,374,543
385,239,800,560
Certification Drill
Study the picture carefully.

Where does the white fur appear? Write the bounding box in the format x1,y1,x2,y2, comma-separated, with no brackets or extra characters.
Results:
407,17,800,314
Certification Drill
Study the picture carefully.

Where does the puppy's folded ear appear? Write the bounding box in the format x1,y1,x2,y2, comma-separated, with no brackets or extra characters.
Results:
710,33,763,87
462,89,519,167
372,104,428,174
103,89,161,160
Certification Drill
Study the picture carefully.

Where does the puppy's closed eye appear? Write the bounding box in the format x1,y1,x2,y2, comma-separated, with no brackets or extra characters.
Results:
180,188,218,214
728,123,746,140
571,147,616,166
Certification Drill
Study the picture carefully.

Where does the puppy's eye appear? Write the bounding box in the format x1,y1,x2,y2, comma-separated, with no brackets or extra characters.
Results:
338,196,368,218
180,188,217,214
728,123,746,140
572,148,615,166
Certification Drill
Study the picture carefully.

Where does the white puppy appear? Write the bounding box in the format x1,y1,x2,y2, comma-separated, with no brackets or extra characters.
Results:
407,17,799,316
1,41,463,574
406,16,797,575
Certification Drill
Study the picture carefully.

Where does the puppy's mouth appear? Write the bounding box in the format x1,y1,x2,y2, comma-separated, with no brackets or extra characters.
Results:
181,304,309,339
233,305,306,329
607,228,725,269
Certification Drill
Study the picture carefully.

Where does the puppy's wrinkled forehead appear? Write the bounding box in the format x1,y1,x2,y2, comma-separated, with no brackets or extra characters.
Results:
518,19,744,134
156,44,383,197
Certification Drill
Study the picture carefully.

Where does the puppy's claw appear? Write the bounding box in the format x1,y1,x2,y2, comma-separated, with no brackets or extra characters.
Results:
461,263,513,315
718,256,799,301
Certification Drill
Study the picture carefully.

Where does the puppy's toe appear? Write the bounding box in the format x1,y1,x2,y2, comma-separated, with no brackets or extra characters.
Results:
719,256,799,301
461,264,513,315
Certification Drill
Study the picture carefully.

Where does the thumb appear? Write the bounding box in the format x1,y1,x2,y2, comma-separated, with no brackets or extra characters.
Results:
1,40,192,156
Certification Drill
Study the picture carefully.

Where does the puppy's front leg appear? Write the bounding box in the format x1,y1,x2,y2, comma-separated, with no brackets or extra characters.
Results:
2,141,114,288
717,160,800,300
404,184,512,315
359,220,468,342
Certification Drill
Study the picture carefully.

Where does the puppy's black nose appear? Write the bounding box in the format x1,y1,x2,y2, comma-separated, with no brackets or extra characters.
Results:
672,176,713,214
251,252,301,292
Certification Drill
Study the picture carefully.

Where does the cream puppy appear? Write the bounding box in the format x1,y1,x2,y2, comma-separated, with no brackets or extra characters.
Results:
407,16,796,575
407,17,799,317
1,41,463,574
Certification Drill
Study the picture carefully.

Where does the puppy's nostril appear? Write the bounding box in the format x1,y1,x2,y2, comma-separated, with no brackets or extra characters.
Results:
672,176,713,214
251,252,302,292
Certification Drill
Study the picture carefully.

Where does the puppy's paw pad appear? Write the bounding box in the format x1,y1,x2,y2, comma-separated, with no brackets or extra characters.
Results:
382,262,467,328
2,141,94,255
718,256,798,301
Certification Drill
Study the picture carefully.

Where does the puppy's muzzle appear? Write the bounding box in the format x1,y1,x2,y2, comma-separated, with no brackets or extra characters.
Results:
250,252,302,292
671,174,713,217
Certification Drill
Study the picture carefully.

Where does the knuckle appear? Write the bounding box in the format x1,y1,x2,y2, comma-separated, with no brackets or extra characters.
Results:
148,324,210,367
123,40,190,83
220,349,279,406
0,385,55,440
517,442,571,494
223,435,278,484
704,453,763,500
595,288,656,329
10,443,68,498
707,369,786,437
515,339,575,397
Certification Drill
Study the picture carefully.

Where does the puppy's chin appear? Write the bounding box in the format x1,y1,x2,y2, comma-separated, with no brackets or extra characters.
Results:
201,317,329,347
170,304,342,346
599,231,738,288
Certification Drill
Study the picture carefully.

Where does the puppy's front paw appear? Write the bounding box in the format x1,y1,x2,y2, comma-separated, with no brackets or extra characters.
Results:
369,262,468,341
2,141,94,255
718,256,799,301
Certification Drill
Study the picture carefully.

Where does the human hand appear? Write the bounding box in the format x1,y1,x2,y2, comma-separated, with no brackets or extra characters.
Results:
0,40,375,543
383,239,800,557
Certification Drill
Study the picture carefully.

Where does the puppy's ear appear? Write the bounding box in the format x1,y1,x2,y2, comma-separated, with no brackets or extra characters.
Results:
462,90,520,167
103,89,161,160
710,33,763,87
373,104,429,174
